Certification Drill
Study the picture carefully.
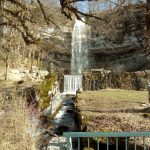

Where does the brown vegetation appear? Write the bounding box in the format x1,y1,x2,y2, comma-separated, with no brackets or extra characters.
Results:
77,89,150,148
77,89,150,132
0,83,37,150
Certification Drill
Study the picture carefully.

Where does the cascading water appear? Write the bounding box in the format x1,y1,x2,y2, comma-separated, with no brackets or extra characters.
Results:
63,19,90,94
47,3,90,150
64,75,82,94
71,19,90,74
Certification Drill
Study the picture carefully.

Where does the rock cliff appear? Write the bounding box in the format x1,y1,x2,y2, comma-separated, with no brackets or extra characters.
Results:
46,5,149,73
89,5,149,72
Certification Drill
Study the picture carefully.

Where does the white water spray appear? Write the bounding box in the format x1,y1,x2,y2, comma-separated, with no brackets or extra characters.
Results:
71,19,90,74
63,75,82,94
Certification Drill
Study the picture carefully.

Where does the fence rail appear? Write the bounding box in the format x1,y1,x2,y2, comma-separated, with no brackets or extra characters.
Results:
63,132,150,150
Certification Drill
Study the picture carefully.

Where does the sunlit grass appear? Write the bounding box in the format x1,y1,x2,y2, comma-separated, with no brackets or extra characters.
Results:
77,89,150,137
77,89,148,110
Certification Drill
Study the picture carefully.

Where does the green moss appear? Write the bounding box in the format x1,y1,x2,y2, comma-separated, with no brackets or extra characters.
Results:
39,73,57,111
91,73,99,80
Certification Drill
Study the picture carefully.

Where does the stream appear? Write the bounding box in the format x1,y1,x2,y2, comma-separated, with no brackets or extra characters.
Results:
52,94,77,135
38,94,78,150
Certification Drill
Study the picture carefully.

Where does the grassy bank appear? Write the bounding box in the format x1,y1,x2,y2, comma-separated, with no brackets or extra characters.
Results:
77,89,148,111
77,89,150,147
76,89,150,149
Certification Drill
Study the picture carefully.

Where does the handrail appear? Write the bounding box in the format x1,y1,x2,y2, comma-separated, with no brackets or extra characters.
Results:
63,131,150,150
63,131,150,138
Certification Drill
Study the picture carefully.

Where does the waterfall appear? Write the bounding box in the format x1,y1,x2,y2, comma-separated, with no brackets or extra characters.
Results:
64,75,82,94
64,17,90,94
71,19,90,74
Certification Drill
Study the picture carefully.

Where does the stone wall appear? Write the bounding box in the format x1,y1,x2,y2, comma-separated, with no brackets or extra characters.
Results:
83,69,150,91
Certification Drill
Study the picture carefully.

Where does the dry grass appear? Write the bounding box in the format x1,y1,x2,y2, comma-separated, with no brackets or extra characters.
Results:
0,60,5,73
0,93,37,150
77,89,150,131
77,89,148,111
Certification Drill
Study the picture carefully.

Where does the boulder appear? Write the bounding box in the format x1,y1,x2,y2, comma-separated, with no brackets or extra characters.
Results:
47,136,67,150
9,69,20,74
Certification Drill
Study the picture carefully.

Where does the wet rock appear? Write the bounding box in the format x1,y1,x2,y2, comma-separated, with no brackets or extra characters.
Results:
52,126,69,135
66,108,74,113
76,88,83,93
47,136,67,150
17,80,24,85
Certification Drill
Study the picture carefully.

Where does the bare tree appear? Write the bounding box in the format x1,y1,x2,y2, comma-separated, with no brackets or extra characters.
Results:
0,0,149,71
0,0,147,44
0,29,13,80
0,0,58,44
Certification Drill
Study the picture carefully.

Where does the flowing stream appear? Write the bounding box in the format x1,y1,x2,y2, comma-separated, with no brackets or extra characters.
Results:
48,94,78,150
52,95,77,134
44,16,90,150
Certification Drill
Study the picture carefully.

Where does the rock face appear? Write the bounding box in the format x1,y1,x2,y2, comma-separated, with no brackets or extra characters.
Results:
83,69,150,91
46,5,149,73
88,6,149,72
44,30,72,73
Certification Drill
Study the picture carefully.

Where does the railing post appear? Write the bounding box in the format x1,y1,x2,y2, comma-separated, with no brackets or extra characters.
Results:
78,138,80,150
66,137,72,150
116,138,118,150
87,138,89,150
143,137,146,150
107,138,109,150
97,138,99,150
134,137,136,150
125,137,128,150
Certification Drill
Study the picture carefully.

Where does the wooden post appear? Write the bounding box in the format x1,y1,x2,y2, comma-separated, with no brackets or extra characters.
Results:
148,80,150,103
146,0,150,31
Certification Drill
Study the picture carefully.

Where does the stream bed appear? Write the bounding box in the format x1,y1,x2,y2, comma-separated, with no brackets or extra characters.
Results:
51,95,77,135
39,94,78,150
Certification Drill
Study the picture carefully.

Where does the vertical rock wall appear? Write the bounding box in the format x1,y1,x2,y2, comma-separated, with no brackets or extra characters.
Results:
88,5,148,72
83,70,150,91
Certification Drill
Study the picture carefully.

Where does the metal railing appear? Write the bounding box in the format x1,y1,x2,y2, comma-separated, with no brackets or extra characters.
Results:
63,132,150,150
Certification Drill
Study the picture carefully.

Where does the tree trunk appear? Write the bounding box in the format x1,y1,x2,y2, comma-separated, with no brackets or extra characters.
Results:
148,85,150,103
5,57,9,80
37,53,40,69
30,51,35,71
146,0,150,31
27,50,31,70
39,51,44,70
